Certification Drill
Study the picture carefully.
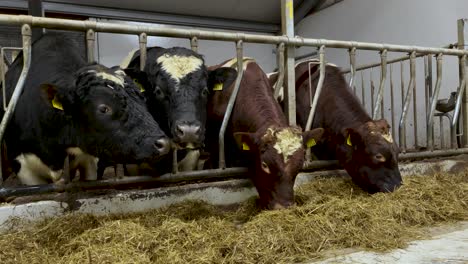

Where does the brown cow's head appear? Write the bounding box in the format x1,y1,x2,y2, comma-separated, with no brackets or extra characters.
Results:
339,119,402,193
234,126,324,210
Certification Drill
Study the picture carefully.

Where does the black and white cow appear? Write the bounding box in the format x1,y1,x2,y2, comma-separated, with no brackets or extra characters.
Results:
1,32,171,185
120,47,236,172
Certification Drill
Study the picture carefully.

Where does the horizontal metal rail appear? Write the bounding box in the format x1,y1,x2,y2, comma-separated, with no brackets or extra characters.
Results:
303,148,468,170
0,167,250,199
0,15,468,55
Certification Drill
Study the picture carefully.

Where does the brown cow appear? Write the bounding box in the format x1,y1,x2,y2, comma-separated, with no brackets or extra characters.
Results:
269,60,402,193
205,58,324,209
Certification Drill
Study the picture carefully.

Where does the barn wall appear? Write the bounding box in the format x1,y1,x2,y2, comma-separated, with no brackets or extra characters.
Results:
295,0,468,149
95,19,277,72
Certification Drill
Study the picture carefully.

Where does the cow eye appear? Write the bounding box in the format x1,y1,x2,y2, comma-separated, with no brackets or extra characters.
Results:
98,104,112,114
201,87,209,97
261,161,271,174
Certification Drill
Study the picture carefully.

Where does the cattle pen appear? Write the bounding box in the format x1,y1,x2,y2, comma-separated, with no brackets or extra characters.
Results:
0,1,467,263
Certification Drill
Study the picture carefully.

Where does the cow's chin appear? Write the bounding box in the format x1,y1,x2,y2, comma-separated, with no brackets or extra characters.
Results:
350,166,403,194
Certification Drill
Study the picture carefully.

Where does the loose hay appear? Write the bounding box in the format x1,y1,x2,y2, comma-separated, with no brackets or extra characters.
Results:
0,171,467,264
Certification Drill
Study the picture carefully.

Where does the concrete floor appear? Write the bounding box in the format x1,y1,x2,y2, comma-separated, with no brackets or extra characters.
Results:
315,222,468,264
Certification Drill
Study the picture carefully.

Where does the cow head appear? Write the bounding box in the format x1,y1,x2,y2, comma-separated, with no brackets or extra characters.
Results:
125,47,235,150
339,119,402,193
234,127,324,209
41,64,171,163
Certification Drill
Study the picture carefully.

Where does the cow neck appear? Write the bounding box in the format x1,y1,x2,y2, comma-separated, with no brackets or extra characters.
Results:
234,63,288,134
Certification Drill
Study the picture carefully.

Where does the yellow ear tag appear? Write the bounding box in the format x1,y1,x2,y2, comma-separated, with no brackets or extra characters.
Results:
133,78,145,92
346,135,352,146
52,95,63,111
242,142,250,151
213,83,223,91
306,138,316,148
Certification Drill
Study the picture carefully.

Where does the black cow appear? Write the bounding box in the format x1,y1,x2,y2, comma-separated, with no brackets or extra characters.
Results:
1,32,170,185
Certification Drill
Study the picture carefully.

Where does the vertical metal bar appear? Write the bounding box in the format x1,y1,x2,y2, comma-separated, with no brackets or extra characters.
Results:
1,48,6,111
372,49,387,119
348,47,356,94
219,40,244,169
0,24,32,181
399,52,416,152
390,64,396,137
305,45,326,132
458,19,468,147
413,58,418,149
427,53,443,151
400,61,406,150
172,148,178,174
281,0,296,125
439,116,444,149
139,33,147,71
28,0,43,42
86,29,95,63
370,68,375,115
452,55,467,148
190,36,198,53
361,71,366,107
274,43,285,99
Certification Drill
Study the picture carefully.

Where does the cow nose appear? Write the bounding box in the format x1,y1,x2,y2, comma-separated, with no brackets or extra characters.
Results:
174,123,201,143
154,138,171,156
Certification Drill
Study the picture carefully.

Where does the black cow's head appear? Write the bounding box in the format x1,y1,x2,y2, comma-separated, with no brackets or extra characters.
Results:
338,119,402,193
234,127,324,210
125,47,234,150
41,64,171,163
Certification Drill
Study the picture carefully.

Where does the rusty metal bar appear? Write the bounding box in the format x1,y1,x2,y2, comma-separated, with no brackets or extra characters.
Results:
0,15,467,55
427,54,443,151
0,24,32,181
0,167,250,199
219,40,244,169
273,43,285,99
452,55,467,148
139,33,147,71
86,29,95,63
373,49,387,119
399,52,416,152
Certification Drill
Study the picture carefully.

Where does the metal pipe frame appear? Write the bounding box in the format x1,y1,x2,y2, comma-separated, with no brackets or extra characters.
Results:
0,167,249,199
86,29,95,63
412,58,418,148
370,68,375,115
218,40,244,169
400,61,406,150
1,47,23,111
451,55,467,148
399,52,416,152
273,43,285,99
389,64,396,137
0,15,467,55
426,54,443,151
190,36,198,53
360,71,366,107
139,33,147,71
305,46,325,133
348,47,356,92
372,49,387,119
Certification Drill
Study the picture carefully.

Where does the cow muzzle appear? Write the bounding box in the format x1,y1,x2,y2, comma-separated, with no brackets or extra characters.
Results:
154,137,171,156
173,121,203,147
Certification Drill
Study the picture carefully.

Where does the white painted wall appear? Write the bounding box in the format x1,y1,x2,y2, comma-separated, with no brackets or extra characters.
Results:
296,0,467,149
94,19,277,72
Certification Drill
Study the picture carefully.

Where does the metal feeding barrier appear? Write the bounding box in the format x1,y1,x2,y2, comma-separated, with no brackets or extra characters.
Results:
0,13,468,199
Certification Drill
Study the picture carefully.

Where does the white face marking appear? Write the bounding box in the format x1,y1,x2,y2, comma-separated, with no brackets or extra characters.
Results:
15,153,62,185
87,70,125,87
156,54,203,85
264,127,303,163
382,132,394,143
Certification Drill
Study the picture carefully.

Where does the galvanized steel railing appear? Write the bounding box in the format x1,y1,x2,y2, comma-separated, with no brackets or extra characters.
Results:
1,14,468,196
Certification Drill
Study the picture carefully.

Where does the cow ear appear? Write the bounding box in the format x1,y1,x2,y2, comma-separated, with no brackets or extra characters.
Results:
208,67,237,91
123,68,149,93
40,83,65,111
233,132,255,151
343,128,362,147
302,128,324,148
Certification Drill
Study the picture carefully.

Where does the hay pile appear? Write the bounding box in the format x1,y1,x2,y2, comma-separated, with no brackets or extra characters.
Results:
0,171,467,264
